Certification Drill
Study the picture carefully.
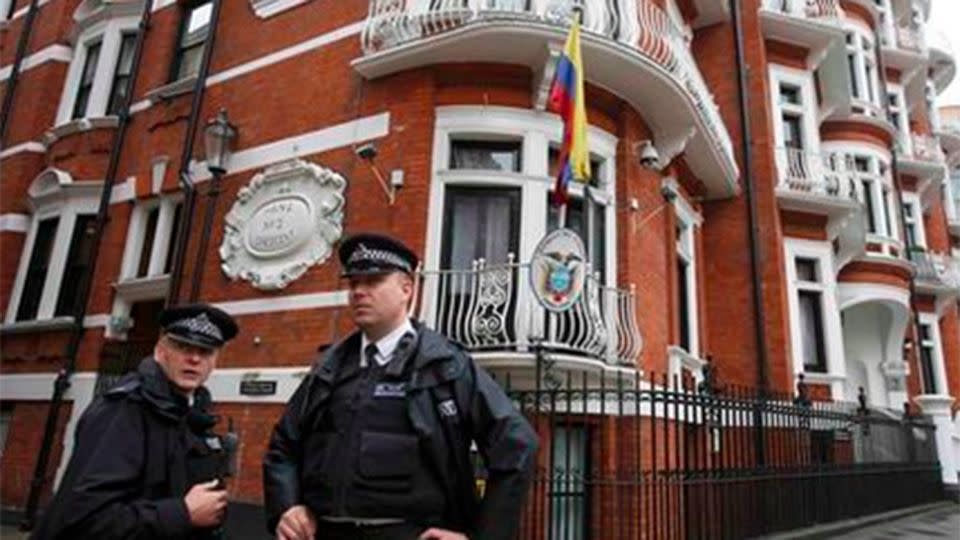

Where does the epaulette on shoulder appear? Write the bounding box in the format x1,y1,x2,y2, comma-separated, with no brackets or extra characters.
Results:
104,377,141,399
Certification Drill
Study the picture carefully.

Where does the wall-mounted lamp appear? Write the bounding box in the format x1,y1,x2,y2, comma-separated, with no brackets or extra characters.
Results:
355,142,401,205
636,140,660,171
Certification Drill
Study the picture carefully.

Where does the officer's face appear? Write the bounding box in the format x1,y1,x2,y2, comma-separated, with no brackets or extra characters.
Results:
154,335,219,394
348,271,412,338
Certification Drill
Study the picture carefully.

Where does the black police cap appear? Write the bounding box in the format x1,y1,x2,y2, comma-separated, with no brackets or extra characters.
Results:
158,303,238,350
338,233,419,278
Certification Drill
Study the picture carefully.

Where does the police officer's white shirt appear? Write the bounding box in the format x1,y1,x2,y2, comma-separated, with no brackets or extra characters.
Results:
360,319,416,368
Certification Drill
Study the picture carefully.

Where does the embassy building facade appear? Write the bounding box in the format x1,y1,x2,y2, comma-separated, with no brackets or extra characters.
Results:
0,0,958,537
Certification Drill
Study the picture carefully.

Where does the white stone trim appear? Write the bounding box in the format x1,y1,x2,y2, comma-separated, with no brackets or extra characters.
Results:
7,0,51,21
784,239,846,398
249,0,311,19
670,179,702,357
188,112,390,182
0,214,30,233
214,290,348,316
151,0,176,11
0,44,73,82
0,141,45,160
206,21,362,87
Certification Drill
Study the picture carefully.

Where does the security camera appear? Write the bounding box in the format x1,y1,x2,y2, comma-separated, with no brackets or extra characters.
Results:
356,143,377,160
636,140,660,170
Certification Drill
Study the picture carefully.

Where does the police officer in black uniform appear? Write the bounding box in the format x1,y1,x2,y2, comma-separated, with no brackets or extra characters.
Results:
31,304,239,540
263,233,539,540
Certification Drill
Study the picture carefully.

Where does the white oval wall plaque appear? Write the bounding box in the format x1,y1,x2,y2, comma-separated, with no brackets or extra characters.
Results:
220,159,346,290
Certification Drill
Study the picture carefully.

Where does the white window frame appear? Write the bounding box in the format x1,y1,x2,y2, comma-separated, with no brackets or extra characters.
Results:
900,191,927,249
769,65,820,151
55,15,139,126
822,142,899,245
917,313,948,397
845,23,883,117
925,81,941,133
118,195,183,281
422,106,618,341
5,170,102,324
784,239,845,382
670,180,703,358
887,83,911,154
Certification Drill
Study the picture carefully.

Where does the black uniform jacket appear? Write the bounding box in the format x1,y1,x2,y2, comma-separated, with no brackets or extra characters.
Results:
263,323,539,540
31,358,209,540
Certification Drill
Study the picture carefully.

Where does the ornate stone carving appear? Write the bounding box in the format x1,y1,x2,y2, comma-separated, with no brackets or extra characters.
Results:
219,159,345,290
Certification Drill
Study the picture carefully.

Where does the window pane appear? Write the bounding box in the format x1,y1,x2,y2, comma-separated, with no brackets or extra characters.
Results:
861,180,877,233
16,217,61,321
185,1,212,38
72,41,102,119
920,344,938,394
164,202,184,274
107,34,138,115
677,257,690,352
137,206,160,278
799,290,827,372
782,114,803,149
451,140,522,172
548,148,601,186
442,188,519,269
176,42,206,81
55,215,97,317
795,258,819,282
779,84,801,105
847,53,860,97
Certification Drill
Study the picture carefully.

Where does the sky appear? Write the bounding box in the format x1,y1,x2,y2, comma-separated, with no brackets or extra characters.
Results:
930,0,960,106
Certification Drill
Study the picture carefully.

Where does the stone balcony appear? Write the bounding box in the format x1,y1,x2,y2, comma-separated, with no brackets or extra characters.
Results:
908,250,960,301
354,0,740,199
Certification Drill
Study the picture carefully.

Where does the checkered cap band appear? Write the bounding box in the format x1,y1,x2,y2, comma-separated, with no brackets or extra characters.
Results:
167,313,224,342
348,243,412,272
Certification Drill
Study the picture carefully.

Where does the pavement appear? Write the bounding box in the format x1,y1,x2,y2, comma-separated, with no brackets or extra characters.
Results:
826,503,959,540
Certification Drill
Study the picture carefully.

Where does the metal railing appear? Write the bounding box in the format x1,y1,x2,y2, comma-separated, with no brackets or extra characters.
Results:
415,256,643,365
761,0,843,19
909,250,960,290
910,132,945,163
360,0,735,170
774,147,859,200
500,372,944,539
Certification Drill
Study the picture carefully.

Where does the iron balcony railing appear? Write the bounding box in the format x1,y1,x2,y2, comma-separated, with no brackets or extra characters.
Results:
910,132,945,163
761,0,843,19
360,0,735,171
415,255,643,365
909,250,960,290
774,147,859,200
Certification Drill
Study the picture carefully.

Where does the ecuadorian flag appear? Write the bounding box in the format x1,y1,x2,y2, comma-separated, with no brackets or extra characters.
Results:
548,14,590,207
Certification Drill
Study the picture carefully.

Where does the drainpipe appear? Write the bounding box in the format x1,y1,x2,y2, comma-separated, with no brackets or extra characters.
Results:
873,29,925,405
21,0,154,528
730,0,770,468
166,0,225,306
0,0,41,145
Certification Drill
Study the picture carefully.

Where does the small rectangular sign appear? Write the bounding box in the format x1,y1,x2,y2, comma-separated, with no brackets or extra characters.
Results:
239,380,277,396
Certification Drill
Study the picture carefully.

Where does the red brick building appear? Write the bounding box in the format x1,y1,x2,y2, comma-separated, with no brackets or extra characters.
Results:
0,0,957,536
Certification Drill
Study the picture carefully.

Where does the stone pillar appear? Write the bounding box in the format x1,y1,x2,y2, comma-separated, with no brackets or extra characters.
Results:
915,395,959,488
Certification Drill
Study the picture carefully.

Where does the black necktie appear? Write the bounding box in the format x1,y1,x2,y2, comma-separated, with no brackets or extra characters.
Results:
362,343,378,369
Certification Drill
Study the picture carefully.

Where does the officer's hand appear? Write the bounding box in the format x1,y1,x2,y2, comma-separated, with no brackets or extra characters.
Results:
419,528,469,540
184,479,228,528
276,504,316,540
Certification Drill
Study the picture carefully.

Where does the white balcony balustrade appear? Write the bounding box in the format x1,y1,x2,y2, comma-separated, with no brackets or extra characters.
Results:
775,147,859,200
909,250,960,291
414,255,643,366
761,0,842,19
910,133,945,163
895,25,924,52
359,0,739,198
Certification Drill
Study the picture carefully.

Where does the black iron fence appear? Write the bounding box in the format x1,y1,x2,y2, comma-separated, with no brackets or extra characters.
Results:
495,369,944,540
